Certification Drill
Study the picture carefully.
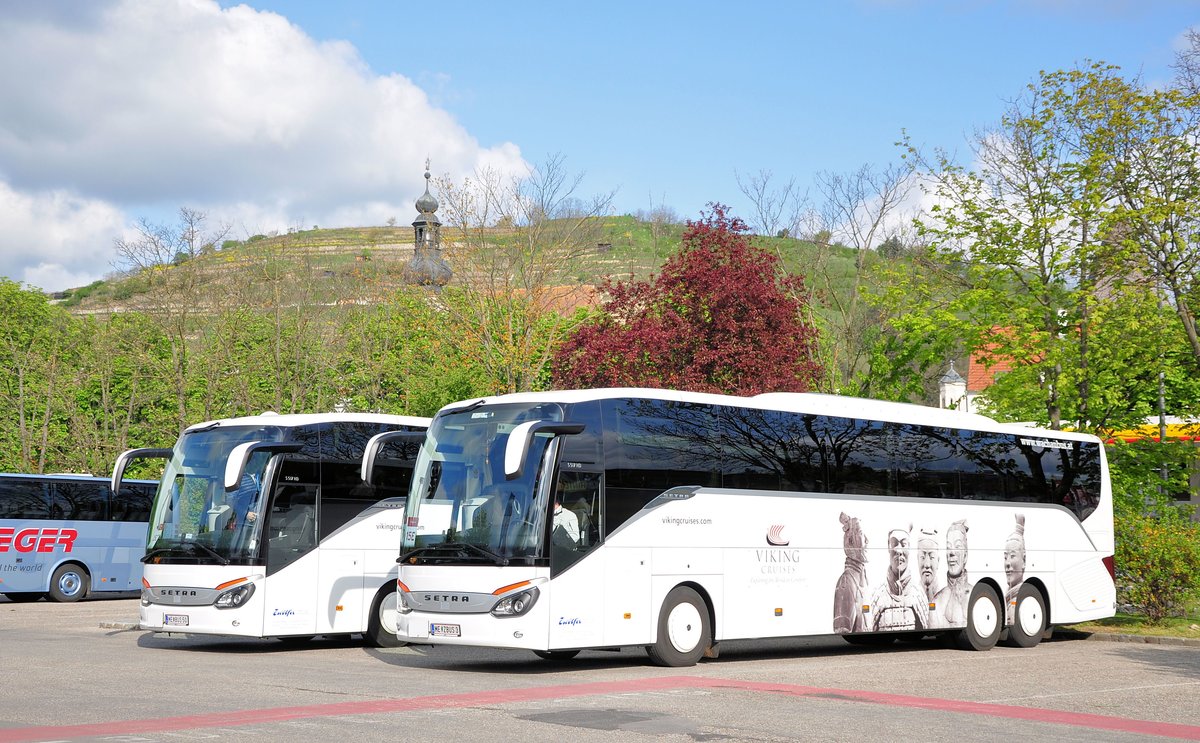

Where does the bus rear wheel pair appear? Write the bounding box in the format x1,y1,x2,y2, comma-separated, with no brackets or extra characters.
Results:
955,582,1047,651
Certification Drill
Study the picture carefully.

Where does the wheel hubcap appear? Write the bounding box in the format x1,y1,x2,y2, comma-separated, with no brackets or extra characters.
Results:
667,602,702,653
1017,596,1042,636
58,572,82,597
971,595,997,638
379,592,399,635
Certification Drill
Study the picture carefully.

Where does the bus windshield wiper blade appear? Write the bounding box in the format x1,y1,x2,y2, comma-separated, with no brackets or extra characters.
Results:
397,542,507,566
455,542,508,566
183,421,221,435
141,546,185,563
141,540,228,565
441,399,486,417
185,540,230,565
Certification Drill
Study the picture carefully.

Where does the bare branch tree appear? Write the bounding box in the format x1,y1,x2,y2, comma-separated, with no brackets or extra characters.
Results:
735,169,800,237
811,161,916,391
111,208,231,430
436,154,615,393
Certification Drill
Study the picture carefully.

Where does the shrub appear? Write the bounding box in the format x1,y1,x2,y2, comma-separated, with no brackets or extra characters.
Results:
1114,508,1200,623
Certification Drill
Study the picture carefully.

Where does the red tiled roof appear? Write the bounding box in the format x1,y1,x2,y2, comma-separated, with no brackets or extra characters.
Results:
967,339,1015,392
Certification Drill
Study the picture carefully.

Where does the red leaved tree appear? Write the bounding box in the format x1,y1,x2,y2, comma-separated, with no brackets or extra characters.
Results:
551,204,824,394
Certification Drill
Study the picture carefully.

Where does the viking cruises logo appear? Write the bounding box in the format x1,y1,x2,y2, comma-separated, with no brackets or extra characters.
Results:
766,524,789,546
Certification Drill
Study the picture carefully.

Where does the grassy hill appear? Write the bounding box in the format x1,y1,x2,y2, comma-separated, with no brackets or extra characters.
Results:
54,215,878,315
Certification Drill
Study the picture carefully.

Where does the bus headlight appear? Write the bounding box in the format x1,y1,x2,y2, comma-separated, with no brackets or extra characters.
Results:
396,590,413,615
490,587,539,617
214,583,255,609
396,579,413,614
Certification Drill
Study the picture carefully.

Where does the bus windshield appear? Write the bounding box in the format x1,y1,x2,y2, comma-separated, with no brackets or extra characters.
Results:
402,402,563,564
146,424,288,564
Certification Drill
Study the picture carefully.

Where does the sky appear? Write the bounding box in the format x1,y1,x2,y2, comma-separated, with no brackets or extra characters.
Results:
0,0,1195,292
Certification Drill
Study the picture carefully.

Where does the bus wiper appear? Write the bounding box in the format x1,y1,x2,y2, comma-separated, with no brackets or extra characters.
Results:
183,421,221,435
454,542,508,566
185,540,230,565
397,542,507,566
441,398,486,416
139,539,227,565
141,545,186,563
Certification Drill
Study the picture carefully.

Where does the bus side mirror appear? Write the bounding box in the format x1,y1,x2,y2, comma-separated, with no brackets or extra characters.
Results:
504,422,585,480
224,441,303,491
111,447,172,494
361,431,426,485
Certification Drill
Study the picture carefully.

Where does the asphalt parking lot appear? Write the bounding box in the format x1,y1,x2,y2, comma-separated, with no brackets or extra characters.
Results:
2,595,1199,742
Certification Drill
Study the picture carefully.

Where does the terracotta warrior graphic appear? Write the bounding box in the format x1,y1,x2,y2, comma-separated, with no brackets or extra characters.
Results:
867,523,928,631
930,519,970,629
1004,513,1027,624
917,527,940,602
832,512,868,634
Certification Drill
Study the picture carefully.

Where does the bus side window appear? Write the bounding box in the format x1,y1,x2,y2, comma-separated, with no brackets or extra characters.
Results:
51,481,104,520
0,479,49,519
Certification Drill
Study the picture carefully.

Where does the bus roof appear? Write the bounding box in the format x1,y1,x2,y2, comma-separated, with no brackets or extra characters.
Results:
0,472,157,484
437,388,1101,444
183,411,431,434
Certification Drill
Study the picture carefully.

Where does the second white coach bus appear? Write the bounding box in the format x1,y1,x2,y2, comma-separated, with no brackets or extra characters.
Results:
390,388,1115,665
112,412,428,646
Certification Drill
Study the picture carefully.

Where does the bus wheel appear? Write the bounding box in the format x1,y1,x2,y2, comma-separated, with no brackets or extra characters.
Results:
48,564,89,603
3,592,44,602
365,585,407,648
955,583,1001,651
533,650,580,661
1004,584,1046,648
647,586,711,667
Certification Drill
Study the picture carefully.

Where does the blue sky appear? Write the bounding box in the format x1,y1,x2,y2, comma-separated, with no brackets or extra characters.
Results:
0,1,1194,290
245,1,1191,212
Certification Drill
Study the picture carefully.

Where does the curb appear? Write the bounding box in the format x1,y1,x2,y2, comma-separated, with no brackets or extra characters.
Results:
1057,628,1200,647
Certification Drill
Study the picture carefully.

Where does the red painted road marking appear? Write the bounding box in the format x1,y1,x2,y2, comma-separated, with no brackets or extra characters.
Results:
3,675,1199,742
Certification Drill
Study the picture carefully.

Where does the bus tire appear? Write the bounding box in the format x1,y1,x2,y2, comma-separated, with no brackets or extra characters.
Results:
3,592,44,602
955,583,1001,651
646,586,711,668
365,585,407,648
48,563,89,603
533,649,580,661
1004,584,1046,648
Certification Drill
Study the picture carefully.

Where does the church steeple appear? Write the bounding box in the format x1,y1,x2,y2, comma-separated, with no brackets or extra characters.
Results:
406,159,451,286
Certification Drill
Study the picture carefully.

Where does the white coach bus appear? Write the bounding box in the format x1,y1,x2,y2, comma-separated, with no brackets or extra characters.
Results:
111,412,428,646
388,389,1115,666
0,473,157,602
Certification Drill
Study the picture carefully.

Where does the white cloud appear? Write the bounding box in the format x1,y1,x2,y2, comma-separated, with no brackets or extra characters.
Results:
0,0,526,290
0,181,128,292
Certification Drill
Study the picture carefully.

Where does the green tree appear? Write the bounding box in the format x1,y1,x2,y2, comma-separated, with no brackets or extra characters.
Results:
903,64,1132,429
335,289,486,416
0,279,83,472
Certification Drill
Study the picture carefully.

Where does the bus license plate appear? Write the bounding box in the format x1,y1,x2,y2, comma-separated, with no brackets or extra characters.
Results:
164,614,189,627
430,623,460,637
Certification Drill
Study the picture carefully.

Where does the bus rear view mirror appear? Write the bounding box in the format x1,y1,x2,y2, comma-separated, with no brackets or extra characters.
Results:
361,431,426,486
111,448,173,495
224,441,303,491
503,422,585,480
